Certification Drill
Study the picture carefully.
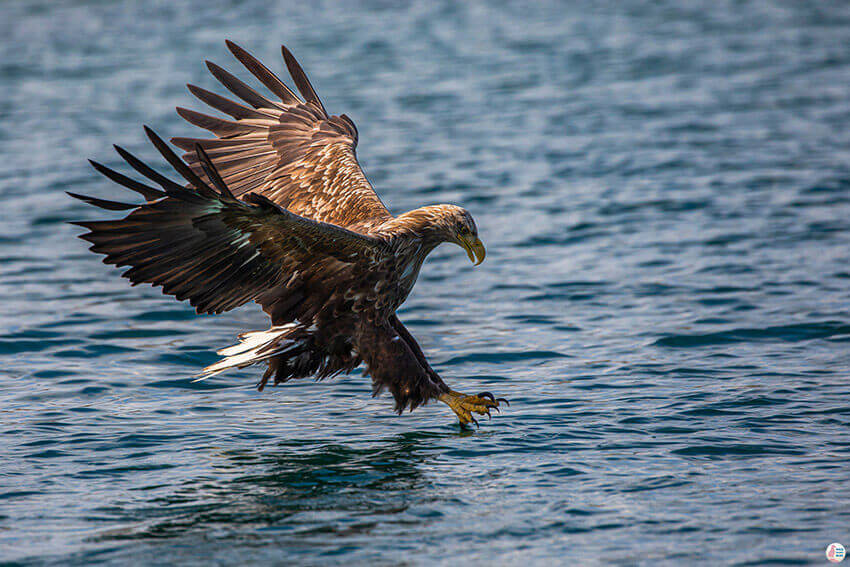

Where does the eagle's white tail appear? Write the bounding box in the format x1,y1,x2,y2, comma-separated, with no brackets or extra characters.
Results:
195,324,298,380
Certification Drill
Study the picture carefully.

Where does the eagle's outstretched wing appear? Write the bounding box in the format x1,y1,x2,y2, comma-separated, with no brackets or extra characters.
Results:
170,40,392,231
71,126,387,316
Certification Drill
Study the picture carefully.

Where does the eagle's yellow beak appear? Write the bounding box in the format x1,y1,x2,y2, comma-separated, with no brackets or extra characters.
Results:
458,234,486,266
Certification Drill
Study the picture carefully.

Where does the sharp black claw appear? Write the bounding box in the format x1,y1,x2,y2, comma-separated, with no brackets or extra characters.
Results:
477,391,496,402
470,416,479,428
496,397,510,406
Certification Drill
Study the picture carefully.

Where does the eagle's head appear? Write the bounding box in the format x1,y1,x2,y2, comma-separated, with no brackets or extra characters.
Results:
389,204,486,265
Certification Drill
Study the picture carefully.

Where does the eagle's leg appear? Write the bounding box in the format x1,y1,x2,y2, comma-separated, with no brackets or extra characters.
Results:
382,316,508,425
438,390,508,427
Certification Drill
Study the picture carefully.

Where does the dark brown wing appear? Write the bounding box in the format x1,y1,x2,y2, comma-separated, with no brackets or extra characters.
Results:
170,40,392,231
71,127,388,316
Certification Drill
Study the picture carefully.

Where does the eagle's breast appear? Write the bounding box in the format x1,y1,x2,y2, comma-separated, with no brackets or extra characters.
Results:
381,238,433,310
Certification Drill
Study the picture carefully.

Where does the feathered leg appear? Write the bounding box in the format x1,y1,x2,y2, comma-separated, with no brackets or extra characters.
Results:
387,315,508,426
358,319,448,413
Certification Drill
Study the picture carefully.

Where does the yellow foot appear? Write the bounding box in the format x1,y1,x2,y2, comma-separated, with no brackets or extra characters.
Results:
438,389,508,428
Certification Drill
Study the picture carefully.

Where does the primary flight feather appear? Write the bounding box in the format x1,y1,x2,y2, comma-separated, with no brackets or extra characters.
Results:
71,41,506,426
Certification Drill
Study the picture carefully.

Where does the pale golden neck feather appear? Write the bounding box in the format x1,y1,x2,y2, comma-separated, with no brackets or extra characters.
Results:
376,205,460,242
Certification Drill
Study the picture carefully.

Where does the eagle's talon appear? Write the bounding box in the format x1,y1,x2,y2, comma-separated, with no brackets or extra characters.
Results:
497,397,509,407
439,389,505,426
477,391,496,402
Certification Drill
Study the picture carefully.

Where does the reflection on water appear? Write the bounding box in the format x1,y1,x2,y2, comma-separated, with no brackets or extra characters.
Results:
99,433,438,542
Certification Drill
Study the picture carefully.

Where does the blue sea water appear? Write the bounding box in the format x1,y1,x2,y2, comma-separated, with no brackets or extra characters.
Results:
2,0,850,564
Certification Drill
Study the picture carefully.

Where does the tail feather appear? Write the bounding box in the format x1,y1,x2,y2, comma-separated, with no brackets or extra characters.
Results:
196,322,361,391
195,324,297,380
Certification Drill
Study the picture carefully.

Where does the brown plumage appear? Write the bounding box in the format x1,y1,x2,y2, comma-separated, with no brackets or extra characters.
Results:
71,41,506,426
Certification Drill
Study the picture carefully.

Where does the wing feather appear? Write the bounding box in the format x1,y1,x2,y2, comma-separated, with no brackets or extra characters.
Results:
176,107,271,137
174,41,392,231
225,40,300,105
73,128,388,316
185,84,274,120
87,159,164,201
281,45,327,114
204,60,280,109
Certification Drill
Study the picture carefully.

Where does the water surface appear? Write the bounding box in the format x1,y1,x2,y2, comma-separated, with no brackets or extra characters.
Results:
2,1,850,564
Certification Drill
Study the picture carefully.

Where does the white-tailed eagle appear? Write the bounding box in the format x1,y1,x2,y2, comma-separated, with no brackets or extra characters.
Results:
71,41,506,426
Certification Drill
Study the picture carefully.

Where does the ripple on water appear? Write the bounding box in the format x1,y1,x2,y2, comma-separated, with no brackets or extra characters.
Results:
654,321,850,347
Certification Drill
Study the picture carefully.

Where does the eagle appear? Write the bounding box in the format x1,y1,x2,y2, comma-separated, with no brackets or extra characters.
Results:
70,41,506,426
